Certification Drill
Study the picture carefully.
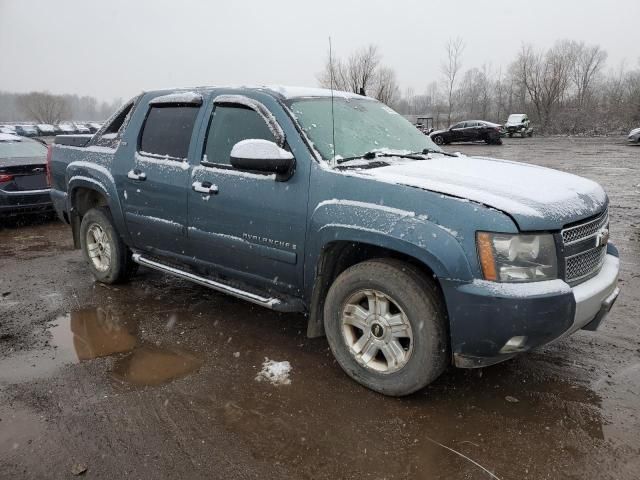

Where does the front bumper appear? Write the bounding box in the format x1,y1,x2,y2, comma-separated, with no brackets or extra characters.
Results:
442,252,620,368
628,134,640,143
0,188,53,216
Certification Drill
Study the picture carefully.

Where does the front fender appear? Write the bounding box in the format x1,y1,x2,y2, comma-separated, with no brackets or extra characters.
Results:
304,200,475,298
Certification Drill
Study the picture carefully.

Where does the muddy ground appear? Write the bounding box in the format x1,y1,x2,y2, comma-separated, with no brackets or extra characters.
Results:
0,136,638,479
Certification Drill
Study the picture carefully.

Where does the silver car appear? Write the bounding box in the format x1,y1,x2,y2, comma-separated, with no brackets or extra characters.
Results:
628,127,640,144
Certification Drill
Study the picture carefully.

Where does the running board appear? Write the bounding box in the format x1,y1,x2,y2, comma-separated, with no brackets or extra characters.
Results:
132,253,282,310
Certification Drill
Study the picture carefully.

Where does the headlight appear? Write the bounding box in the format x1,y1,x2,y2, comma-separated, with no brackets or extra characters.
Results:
476,232,558,282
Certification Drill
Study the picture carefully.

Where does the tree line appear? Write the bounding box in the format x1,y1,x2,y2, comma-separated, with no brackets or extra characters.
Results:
0,91,122,124
318,40,640,134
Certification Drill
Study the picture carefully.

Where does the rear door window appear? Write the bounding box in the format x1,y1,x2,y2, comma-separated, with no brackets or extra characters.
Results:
202,106,275,165
139,105,199,159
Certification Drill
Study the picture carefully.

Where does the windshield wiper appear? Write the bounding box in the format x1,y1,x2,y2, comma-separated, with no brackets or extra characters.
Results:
336,148,456,164
419,148,458,157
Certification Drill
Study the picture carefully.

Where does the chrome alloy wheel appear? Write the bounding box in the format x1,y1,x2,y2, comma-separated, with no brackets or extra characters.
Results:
341,289,413,374
86,223,111,272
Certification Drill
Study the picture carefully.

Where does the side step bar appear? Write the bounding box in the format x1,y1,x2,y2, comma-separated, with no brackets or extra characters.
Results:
132,253,282,309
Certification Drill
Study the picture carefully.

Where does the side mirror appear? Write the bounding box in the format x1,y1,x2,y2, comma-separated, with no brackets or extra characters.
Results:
230,139,294,175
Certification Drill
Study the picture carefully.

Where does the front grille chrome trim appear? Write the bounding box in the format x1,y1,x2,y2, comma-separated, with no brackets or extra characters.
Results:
561,209,608,246
561,208,609,285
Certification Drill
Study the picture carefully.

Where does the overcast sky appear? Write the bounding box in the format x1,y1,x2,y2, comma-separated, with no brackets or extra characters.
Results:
1,0,638,102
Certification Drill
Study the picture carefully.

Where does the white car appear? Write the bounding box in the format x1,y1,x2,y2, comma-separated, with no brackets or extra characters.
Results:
57,123,77,134
36,124,56,135
628,127,640,144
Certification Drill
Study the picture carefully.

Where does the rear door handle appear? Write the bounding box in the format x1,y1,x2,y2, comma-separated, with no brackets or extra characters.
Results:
127,169,146,181
192,181,218,195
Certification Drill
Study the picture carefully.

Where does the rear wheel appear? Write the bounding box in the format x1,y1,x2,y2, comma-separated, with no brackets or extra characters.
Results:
432,135,444,145
80,207,137,284
323,258,448,396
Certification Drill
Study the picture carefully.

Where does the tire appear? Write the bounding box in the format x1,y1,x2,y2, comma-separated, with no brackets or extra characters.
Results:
80,207,137,284
323,258,448,396
528,131,533,137
508,132,513,138
432,135,444,145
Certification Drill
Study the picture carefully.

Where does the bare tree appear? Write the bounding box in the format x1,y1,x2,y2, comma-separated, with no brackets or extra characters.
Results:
514,41,573,130
372,66,399,106
16,92,70,124
347,45,380,94
570,42,607,108
318,44,381,95
441,37,465,125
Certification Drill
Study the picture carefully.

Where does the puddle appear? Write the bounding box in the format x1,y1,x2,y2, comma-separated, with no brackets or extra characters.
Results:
0,307,201,387
53,307,138,361
112,345,203,386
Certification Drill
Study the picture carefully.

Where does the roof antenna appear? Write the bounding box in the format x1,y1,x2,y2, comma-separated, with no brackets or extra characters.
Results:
329,36,337,167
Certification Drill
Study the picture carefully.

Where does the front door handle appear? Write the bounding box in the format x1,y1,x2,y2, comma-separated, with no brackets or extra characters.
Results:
127,169,146,181
192,181,218,195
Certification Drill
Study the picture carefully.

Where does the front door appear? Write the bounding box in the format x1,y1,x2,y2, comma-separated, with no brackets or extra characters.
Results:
121,101,200,254
187,96,308,295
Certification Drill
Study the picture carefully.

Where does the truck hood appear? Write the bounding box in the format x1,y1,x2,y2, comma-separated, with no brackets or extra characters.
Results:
358,155,607,231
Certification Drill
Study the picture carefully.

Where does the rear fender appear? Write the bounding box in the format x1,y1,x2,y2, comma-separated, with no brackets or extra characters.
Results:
67,165,131,247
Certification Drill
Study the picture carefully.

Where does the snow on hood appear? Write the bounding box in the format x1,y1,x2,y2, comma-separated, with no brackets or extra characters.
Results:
629,127,640,135
354,155,607,231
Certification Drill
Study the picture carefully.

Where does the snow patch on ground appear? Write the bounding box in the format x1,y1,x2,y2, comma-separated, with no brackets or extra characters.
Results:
255,358,291,386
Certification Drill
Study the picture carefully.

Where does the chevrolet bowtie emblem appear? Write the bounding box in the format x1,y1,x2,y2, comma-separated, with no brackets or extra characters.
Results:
595,227,610,248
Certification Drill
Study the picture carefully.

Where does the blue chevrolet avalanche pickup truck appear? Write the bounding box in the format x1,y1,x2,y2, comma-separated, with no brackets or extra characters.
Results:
48,86,620,396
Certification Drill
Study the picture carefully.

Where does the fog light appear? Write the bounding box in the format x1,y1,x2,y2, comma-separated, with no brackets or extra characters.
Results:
499,336,528,353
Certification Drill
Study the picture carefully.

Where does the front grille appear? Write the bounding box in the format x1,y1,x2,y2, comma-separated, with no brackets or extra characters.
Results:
565,246,607,283
562,208,608,245
561,208,609,284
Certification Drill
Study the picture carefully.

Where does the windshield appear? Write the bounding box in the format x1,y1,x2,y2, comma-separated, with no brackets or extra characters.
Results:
287,97,441,162
0,138,47,158
507,114,525,123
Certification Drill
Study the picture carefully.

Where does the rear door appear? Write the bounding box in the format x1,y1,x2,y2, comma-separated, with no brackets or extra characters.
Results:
449,122,466,142
120,95,202,255
460,121,476,141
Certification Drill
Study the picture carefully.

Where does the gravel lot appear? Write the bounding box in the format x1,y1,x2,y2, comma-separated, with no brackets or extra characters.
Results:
0,136,638,479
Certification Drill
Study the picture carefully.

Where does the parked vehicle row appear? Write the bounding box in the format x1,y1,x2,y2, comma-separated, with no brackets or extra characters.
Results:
0,122,103,137
48,86,619,396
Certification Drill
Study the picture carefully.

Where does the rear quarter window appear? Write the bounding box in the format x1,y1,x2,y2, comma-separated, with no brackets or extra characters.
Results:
139,105,199,159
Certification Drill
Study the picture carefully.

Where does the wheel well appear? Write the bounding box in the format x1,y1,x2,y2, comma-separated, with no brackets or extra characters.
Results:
306,241,444,338
70,187,109,248
72,187,109,217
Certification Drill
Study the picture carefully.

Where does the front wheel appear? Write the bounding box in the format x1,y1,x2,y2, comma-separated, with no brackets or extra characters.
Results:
323,258,448,396
432,135,444,145
80,207,137,284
